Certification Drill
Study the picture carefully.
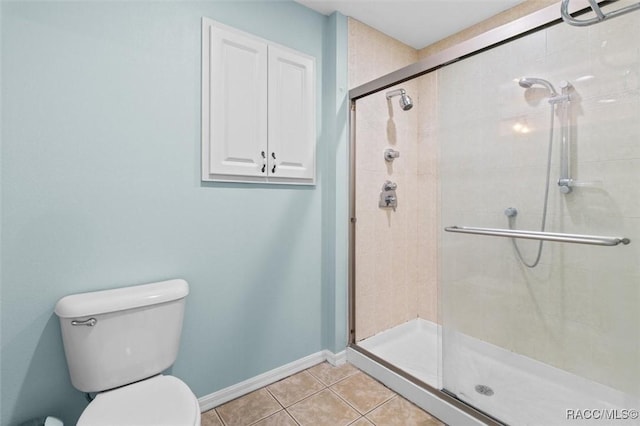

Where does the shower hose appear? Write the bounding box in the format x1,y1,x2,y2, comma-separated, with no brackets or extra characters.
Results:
509,103,556,268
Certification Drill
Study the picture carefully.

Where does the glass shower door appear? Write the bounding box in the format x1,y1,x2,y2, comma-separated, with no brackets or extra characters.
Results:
438,11,640,426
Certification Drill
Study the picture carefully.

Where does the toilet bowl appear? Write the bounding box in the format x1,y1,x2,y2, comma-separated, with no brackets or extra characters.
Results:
77,375,200,426
55,279,201,426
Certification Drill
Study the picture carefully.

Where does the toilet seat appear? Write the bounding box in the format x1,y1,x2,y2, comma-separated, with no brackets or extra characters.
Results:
77,375,201,426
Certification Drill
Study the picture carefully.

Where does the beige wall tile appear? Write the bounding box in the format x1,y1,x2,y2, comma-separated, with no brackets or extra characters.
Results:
348,18,418,90
351,19,439,340
437,10,640,395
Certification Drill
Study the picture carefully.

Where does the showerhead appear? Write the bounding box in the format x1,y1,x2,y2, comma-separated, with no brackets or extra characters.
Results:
518,77,559,96
399,93,413,111
386,88,413,111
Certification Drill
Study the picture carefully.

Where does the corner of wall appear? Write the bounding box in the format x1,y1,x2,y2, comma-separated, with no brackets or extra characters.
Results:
321,11,349,354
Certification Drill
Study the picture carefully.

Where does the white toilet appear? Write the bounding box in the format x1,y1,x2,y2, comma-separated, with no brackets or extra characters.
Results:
55,279,201,426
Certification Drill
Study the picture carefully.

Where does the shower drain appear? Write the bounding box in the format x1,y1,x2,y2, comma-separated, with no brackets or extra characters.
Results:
475,384,494,396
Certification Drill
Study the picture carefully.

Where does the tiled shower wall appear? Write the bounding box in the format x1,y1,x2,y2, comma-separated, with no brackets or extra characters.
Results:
349,1,555,341
350,19,440,340
439,9,640,396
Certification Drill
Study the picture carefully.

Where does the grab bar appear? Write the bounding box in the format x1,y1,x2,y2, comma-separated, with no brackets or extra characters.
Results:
561,0,640,27
445,226,630,246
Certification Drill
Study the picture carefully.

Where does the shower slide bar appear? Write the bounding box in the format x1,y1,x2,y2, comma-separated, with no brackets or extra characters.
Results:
561,0,640,27
445,226,630,246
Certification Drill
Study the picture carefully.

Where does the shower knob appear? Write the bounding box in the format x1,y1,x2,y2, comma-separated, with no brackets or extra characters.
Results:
383,181,397,191
559,185,572,194
384,149,400,162
504,207,518,218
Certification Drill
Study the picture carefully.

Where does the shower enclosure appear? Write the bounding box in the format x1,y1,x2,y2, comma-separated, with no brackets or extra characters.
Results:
348,2,640,425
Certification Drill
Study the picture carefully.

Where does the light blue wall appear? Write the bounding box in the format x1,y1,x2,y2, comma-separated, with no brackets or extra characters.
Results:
1,1,348,424
321,11,350,353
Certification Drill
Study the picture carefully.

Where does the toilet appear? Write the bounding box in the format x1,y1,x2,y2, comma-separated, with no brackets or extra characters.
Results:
55,279,201,426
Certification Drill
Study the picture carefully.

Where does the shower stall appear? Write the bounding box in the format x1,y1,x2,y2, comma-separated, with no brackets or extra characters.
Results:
347,2,640,425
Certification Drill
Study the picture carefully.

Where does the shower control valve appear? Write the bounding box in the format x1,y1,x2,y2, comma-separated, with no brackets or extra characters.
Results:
379,181,398,211
384,149,400,162
383,181,397,191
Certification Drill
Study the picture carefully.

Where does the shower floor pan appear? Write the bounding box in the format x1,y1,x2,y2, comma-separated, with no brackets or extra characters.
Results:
358,318,440,387
356,319,639,425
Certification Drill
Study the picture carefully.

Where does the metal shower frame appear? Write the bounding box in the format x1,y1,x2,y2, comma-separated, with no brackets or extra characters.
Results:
346,1,626,425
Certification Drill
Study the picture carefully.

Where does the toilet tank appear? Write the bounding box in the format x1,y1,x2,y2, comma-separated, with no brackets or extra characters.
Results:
55,279,189,393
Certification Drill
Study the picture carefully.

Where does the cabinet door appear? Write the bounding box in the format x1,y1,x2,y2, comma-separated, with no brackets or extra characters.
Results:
267,45,316,182
202,20,268,180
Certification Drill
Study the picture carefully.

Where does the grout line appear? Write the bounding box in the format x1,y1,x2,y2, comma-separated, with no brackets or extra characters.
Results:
247,409,296,426
248,391,285,426
328,373,398,417
284,408,302,426
305,363,360,387
304,367,327,385
267,369,329,409
283,384,331,409
346,415,365,425
264,386,286,410
214,408,227,426
327,387,364,415
210,363,439,426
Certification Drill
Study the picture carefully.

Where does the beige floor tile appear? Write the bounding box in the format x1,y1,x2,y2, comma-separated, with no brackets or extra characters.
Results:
366,396,444,426
216,389,282,426
201,409,224,426
307,362,359,386
330,372,396,414
349,418,374,425
252,410,298,426
267,371,325,407
288,389,361,426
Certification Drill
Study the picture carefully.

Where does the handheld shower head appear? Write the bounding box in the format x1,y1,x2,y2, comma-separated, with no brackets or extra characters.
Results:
386,88,413,111
518,77,559,96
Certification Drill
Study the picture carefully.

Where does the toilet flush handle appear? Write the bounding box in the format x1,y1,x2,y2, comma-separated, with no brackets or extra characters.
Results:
71,318,97,326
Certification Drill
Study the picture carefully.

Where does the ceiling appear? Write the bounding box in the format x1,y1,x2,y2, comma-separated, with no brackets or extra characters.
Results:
294,0,524,49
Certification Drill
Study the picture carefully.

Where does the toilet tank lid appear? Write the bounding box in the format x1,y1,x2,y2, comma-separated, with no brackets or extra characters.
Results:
55,279,189,318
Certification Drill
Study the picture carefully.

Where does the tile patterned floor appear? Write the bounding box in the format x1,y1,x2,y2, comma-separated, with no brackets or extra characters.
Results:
202,362,445,426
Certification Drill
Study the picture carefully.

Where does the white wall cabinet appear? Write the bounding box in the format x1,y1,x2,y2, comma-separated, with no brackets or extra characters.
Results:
202,18,316,184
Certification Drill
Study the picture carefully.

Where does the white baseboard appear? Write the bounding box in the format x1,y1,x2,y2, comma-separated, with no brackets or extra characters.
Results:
198,349,347,412
323,349,347,366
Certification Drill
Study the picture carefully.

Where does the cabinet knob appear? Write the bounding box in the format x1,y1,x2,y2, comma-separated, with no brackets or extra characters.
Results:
272,164,276,173
271,152,276,159
261,164,266,173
